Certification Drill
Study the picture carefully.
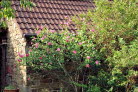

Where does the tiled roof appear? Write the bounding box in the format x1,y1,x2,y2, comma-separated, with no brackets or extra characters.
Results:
11,0,94,35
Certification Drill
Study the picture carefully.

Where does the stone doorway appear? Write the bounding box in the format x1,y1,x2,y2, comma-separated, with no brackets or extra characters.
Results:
0,29,7,92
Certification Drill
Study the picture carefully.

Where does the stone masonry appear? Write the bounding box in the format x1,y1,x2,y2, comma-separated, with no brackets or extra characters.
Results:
6,18,27,92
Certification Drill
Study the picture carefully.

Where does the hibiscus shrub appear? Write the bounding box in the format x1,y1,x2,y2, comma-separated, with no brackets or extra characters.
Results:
20,26,102,91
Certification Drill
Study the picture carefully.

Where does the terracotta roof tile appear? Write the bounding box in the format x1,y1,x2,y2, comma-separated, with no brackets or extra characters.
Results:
12,0,94,35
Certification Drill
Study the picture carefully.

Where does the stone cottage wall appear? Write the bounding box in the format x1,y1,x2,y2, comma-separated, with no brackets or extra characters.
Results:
6,18,27,92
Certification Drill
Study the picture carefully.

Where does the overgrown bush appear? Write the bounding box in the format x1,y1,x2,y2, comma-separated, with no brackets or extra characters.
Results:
107,38,138,91
19,25,101,92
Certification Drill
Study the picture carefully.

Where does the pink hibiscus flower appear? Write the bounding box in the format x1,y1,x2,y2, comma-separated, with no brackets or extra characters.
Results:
18,52,24,58
29,49,32,52
35,43,39,48
39,57,43,59
39,26,43,30
27,77,31,80
66,39,70,42
26,54,29,57
17,59,22,62
47,42,52,45
90,29,95,32
41,36,46,40
64,22,69,26
56,48,61,51
86,56,91,59
41,37,44,40
78,42,82,45
36,30,41,35
95,60,99,65
66,36,70,39
50,30,56,33
85,64,90,68
72,50,77,54
64,16,68,18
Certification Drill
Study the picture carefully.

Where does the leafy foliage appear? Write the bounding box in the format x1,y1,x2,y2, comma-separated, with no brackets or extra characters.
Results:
107,38,138,91
18,0,138,92
0,0,35,28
